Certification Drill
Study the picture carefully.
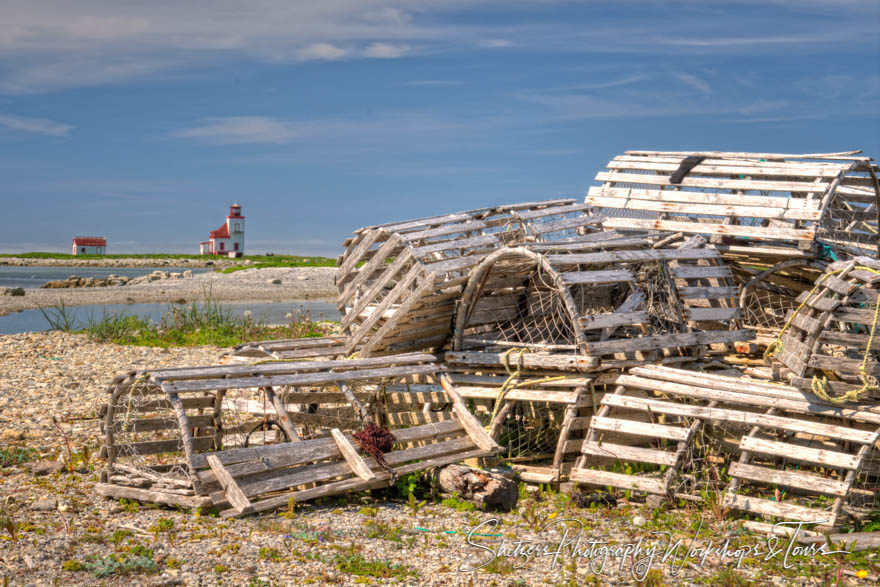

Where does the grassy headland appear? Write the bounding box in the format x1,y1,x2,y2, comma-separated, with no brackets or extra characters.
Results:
2,251,337,269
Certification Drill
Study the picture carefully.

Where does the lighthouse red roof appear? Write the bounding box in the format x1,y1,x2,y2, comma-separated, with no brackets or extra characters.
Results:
209,223,229,239
72,237,107,246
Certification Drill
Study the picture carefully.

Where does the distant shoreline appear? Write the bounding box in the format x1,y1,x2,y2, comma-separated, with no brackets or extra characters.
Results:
0,266,338,315
0,256,241,268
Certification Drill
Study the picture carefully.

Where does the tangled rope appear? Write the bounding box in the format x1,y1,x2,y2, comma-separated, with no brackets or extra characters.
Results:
353,422,397,481
764,265,880,404
486,348,566,429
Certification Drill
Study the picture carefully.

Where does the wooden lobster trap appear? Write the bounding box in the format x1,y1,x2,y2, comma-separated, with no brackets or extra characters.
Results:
439,235,753,482
98,354,499,516
772,256,880,404
222,335,348,364
586,149,880,338
336,198,604,358
570,364,880,531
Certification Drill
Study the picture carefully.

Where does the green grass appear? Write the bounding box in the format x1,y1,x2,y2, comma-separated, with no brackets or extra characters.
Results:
2,251,337,270
332,554,418,579
221,255,337,273
0,447,40,467
38,293,332,347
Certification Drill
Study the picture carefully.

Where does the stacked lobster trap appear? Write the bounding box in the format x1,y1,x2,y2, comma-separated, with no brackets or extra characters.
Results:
98,151,880,529
586,149,880,342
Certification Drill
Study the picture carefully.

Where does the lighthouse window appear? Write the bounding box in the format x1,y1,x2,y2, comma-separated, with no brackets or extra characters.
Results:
234,223,240,232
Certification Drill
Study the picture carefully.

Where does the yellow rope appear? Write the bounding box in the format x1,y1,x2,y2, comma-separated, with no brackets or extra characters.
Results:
486,347,566,429
764,265,880,404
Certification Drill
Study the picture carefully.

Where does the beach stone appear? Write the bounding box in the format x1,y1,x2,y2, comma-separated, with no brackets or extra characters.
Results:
268,278,282,285
2,287,25,296
28,461,64,476
1,428,25,440
183,270,193,278
31,499,57,512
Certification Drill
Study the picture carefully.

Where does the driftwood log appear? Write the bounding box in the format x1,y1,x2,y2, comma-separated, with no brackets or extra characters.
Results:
435,464,518,512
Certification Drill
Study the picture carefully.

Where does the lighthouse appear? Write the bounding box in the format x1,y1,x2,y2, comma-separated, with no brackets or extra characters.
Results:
200,202,245,256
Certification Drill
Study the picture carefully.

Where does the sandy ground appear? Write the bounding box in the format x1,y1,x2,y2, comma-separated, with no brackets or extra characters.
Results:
0,267,338,316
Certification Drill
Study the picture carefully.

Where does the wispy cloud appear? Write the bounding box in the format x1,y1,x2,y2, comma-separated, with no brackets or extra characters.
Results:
177,117,298,145
296,43,348,61
363,42,409,58
0,114,72,136
673,72,712,95
402,79,463,87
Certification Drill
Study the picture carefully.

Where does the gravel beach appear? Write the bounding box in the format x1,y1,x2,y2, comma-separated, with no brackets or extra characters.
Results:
0,266,338,316
0,332,870,585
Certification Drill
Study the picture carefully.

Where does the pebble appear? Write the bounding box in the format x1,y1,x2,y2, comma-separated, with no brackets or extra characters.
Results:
31,498,57,512
1,428,25,440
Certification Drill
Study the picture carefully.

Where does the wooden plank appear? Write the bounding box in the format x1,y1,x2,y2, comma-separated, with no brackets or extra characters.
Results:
95,483,213,509
586,329,753,355
685,307,739,321
588,185,819,209
722,494,832,524
206,455,253,515
677,286,737,299
600,394,877,444
605,159,844,179
439,374,500,453
560,270,635,285
729,462,849,497
822,275,857,296
579,311,650,330
330,429,376,481
581,441,678,466
601,217,814,241
623,149,867,161
569,469,667,494
672,266,734,279
444,350,599,371
590,416,689,441
595,171,835,194
163,364,441,394
340,248,413,323
546,248,719,265
412,234,498,257
739,436,859,469
586,195,822,221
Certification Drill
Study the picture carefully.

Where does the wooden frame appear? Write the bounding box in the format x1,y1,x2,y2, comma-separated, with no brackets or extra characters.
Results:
336,199,604,357
98,355,499,514
222,335,348,364
570,364,880,530
775,256,880,402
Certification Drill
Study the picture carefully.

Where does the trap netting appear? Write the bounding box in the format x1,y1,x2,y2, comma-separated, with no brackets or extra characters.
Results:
571,364,880,531
98,354,458,507
735,260,827,335
336,198,603,357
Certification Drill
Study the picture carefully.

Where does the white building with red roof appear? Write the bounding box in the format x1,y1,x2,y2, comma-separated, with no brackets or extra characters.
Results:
72,236,107,255
200,202,245,257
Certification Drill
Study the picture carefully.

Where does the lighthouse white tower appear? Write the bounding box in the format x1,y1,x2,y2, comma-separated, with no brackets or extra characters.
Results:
200,202,245,256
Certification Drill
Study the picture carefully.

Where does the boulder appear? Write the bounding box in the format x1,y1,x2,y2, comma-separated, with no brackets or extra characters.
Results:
1,287,25,296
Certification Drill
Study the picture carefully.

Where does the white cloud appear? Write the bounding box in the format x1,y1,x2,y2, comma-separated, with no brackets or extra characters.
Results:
296,43,348,61
0,114,72,136
362,42,409,58
177,116,298,144
482,38,513,48
673,72,712,95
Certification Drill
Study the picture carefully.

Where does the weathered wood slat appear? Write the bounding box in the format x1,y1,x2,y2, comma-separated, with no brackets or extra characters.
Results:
685,307,739,321
580,441,678,466
595,171,835,194
587,195,823,221
578,311,650,330
560,270,634,285
601,217,815,241
739,436,859,469
722,494,831,524
728,463,849,497
330,429,376,481
586,329,753,355
604,159,845,179
590,416,690,441
672,266,734,279
163,364,441,393
546,248,719,265
588,185,820,209
570,469,667,494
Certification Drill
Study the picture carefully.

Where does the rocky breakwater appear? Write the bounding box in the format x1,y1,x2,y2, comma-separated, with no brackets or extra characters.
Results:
41,269,196,288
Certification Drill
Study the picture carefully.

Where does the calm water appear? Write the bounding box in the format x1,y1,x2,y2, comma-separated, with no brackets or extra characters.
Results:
0,300,341,334
0,266,211,289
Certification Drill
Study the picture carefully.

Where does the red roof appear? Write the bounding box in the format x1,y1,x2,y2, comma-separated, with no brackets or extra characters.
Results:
209,223,229,239
72,237,106,246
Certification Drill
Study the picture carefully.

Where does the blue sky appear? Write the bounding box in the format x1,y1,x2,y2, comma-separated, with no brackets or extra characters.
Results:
1,0,878,255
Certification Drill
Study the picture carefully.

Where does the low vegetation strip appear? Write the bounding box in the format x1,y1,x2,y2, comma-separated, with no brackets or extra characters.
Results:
2,252,337,267
39,297,332,347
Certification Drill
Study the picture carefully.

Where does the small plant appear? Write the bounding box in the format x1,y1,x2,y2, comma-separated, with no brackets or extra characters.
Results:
406,493,428,517
441,494,477,512
214,564,228,573
165,557,183,569
358,506,378,517
81,552,157,578
362,519,403,542
39,300,79,331
258,547,283,561
0,447,40,467
149,517,175,543
63,559,84,572
332,553,418,579
109,529,133,544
